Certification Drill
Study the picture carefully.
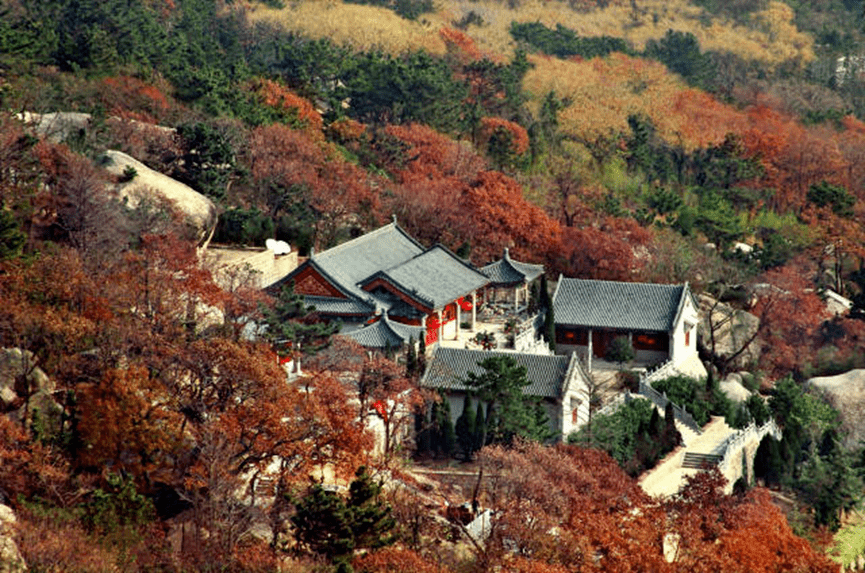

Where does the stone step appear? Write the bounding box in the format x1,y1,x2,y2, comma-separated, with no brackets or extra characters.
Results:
682,452,723,469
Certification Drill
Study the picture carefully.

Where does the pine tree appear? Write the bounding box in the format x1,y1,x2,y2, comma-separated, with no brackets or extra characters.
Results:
465,355,553,444
0,208,25,261
455,394,477,461
291,485,355,562
348,466,397,550
291,467,397,570
262,283,338,354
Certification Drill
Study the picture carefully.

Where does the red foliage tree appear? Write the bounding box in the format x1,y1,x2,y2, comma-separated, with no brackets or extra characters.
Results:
751,262,828,378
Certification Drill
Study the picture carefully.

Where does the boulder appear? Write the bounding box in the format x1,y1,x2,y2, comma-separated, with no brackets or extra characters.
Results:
719,374,751,404
17,111,91,144
698,294,762,371
807,369,865,449
102,150,217,247
0,349,53,409
0,504,26,573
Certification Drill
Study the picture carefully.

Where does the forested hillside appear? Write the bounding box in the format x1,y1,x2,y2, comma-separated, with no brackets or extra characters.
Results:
1,0,865,570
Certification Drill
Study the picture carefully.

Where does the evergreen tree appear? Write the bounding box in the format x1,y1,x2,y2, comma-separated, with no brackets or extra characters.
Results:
464,355,553,444
431,399,456,457
291,467,397,570
291,485,355,564
455,394,477,461
348,466,397,550
405,336,417,378
605,336,635,368
261,283,338,355
663,402,681,450
414,407,431,456
418,334,427,374
0,208,25,260
474,401,487,451
544,301,556,352
438,399,457,456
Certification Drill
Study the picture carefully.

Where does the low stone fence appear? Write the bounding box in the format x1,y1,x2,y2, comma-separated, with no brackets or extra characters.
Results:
639,365,702,435
717,418,781,484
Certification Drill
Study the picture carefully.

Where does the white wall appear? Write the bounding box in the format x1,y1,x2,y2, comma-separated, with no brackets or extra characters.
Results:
670,295,700,366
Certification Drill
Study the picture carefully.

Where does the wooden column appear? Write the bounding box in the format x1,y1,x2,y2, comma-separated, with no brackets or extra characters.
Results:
471,291,477,331
587,328,593,372
455,302,461,340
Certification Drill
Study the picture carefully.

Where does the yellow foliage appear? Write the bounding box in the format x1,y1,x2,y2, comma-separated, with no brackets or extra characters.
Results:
248,0,813,72
438,0,812,71
247,1,449,55
523,53,749,151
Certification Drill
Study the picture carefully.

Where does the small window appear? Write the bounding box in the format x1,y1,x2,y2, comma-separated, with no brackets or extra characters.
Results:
685,329,690,347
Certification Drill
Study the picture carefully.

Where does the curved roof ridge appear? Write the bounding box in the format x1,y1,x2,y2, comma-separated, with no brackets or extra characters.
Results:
316,221,424,260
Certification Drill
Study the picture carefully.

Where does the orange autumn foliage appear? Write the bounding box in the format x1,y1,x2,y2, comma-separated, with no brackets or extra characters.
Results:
246,123,380,248
354,546,453,573
99,75,173,123
439,27,483,62
751,262,828,377
384,123,559,264
478,116,530,155
254,78,323,134
742,104,847,213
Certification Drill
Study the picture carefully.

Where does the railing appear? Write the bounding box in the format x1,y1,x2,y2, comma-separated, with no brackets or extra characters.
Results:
513,312,545,352
595,390,634,418
638,375,702,436
717,418,781,475
579,359,703,436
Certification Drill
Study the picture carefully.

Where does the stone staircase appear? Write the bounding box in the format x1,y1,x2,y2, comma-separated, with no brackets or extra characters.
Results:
681,452,723,469
639,417,736,498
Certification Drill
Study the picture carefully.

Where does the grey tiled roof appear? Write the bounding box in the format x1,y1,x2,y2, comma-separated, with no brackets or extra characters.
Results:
480,249,544,286
420,347,571,398
552,278,685,332
308,223,425,303
304,296,374,316
342,315,425,348
365,245,489,310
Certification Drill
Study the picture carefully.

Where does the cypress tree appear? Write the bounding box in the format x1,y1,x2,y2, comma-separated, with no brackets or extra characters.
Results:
545,301,556,352
455,394,477,461
663,402,681,449
539,274,551,309
474,401,486,451
440,399,457,456
418,334,427,374
405,336,417,378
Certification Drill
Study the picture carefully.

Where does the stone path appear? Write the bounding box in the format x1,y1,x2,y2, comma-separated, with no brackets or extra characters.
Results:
639,416,736,499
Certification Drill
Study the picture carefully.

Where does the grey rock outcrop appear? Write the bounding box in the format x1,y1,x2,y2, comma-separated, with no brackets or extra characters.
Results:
0,504,27,573
807,369,865,449
17,111,91,144
719,373,751,404
0,349,62,436
102,150,217,247
0,349,53,409
698,294,762,371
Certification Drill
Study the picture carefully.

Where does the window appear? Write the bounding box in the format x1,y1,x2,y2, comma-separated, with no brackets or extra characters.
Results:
685,328,690,347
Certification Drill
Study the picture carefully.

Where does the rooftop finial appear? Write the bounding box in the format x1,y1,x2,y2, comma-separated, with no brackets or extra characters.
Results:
310,246,315,258
504,247,510,260
392,213,398,225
